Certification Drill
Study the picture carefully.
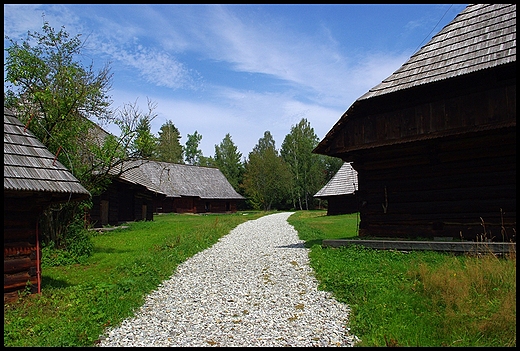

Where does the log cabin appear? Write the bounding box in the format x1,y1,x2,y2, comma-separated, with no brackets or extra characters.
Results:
313,4,516,242
88,161,167,227
4,107,90,303
314,162,359,216
134,160,246,214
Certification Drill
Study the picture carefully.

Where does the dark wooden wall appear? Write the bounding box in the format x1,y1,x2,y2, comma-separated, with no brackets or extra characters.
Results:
154,196,240,214
89,180,156,228
325,65,515,156
323,65,516,242
325,195,359,216
4,195,42,303
354,127,516,241
154,197,175,213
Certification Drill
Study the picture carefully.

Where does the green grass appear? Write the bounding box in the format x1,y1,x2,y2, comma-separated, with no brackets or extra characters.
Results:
4,210,516,347
287,210,516,347
3,211,271,347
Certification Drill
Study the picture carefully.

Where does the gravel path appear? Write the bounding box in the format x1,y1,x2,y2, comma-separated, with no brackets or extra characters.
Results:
98,212,359,347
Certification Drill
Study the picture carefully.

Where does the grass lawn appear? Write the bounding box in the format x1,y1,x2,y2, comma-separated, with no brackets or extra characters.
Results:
288,210,516,347
3,211,271,347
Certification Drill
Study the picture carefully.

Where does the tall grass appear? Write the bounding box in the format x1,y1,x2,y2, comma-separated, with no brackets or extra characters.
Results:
288,210,516,347
3,211,270,347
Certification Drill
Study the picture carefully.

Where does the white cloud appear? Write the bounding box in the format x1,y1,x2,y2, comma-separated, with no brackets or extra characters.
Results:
5,4,462,160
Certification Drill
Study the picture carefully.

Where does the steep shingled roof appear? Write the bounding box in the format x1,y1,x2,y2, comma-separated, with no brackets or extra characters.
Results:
313,4,516,156
121,160,245,200
4,107,90,200
359,4,516,100
314,162,358,198
109,160,168,196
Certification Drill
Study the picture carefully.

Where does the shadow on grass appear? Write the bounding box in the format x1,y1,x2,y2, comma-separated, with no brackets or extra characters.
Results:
303,239,323,248
93,247,132,254
40,276,71,289
277,243,306,249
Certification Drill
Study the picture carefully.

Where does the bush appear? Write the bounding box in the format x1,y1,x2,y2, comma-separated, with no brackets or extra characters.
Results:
41,220,93,267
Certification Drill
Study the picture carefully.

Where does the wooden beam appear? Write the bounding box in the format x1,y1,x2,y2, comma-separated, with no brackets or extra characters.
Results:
322,239,516,254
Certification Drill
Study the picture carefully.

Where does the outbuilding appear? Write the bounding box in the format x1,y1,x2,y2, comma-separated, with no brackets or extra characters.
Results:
314,162,358,216
313,4,516,241
135,160,246,214
4,107,90,303
88,161,167,228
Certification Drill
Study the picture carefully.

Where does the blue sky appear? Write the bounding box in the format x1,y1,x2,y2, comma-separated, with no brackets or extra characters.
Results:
4,4,468,159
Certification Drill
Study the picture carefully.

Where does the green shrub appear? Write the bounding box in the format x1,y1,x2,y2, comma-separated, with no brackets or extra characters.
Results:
41,221,93,267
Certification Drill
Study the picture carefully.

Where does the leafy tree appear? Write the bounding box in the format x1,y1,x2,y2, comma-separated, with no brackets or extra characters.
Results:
242,131,292,210
198,155,216,167
184,130,203,165
280,118,324,210
156,119,184,163
214,133,244,193
323,156,344,182
4,21,156,253
4,21,115,251
130,99,157,159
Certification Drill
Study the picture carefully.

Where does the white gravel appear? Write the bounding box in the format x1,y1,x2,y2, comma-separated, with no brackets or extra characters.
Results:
98,212,359,347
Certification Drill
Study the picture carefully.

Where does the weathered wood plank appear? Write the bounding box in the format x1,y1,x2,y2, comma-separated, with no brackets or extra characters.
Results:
322,239,516,254
4,257,37,274
4,273,38,291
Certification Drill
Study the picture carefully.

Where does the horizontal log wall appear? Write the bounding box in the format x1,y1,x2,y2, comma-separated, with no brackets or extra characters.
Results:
90,180,156,227
4,204,40,303
326,195,359,216
328,65,515,154
356,128,516,241
154,198,175,213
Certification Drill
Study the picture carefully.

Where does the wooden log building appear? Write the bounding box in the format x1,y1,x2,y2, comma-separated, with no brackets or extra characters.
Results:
88,161,167,228
314,162,359,216
4,108,90,303
134,160,246,214
313,4,516,242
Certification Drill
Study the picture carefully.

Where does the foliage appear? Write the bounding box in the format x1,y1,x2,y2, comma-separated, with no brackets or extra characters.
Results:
4,21,113,138
198,155,216,167
184,130,203,165
4,21,161,249
242,131,293,210
130,100,158,159
3,211,271,347
155,119,184,163
323,156,344,182
288,210,516,347
214,133,244,193
280,118,325,210
39,209,93,266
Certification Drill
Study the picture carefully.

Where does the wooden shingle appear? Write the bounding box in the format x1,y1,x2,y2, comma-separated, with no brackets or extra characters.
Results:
359,4,516,100
314,163,358,198
109,160,168,196
135,160,245,200
4,107,90,201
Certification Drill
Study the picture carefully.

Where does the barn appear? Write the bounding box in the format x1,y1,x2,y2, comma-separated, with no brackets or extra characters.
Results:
314,162,359,216
4,107,91,303
134,160,246,214
88,161,167,228
313,4,516,242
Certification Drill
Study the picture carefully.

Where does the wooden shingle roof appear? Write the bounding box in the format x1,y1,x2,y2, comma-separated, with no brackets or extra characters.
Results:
123,160,245,200
359,4,516,100
109,160,168,196
313,4,516,156
4,107,90,201
314,162,358,198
